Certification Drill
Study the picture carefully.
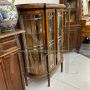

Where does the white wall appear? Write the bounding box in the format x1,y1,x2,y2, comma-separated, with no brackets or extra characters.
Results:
14,0,59,5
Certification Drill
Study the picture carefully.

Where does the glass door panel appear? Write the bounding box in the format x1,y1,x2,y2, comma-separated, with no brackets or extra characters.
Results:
28,47,47,74
57,39,62,62
57,12,62,38
21,14,44,49
49,43,55,69
20,13,47,74
48,12,54,43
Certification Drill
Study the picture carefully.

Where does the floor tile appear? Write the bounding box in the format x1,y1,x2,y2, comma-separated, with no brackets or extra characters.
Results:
26,52,90,90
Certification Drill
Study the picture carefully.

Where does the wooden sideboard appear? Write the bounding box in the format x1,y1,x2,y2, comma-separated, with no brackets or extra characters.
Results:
0,30,25,90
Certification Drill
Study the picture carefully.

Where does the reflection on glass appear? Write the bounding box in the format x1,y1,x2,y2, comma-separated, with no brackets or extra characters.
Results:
64,12,69,32
49,43,55,68
57,39,62,62
20,14,47,74
63,12,69,49
58,12,62,37
22,14,43,49
48,13,54,43
28,47,47,74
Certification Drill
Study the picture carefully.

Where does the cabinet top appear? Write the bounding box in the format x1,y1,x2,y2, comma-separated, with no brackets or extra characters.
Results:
16,3,66,10
0,30,25,39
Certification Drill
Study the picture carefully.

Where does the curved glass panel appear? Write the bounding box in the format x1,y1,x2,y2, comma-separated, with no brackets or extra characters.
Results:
48,13,54,43
21,14,44,49
57,12,62,37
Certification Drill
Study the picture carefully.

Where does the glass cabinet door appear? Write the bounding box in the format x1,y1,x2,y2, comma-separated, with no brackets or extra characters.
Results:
56,10,63,63
46,10,56,69
57,11,63,38
20,14,44,49
48,12,55,43
19,12,47,75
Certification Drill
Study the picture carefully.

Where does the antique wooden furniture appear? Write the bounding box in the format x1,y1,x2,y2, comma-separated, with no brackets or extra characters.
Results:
60,0,82,52
80,0,90,42
82,25,90,37
16,3,66,86
0,30,25,90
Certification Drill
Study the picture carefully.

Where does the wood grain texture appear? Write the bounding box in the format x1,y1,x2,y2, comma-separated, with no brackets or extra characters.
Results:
0,64,7,90
0,30,25,90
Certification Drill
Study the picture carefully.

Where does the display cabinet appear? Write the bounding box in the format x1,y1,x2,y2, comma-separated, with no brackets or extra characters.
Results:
0,30,25,90
16,3,66,86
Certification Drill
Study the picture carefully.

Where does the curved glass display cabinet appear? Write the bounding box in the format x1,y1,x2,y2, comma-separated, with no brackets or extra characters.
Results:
16,3,66,86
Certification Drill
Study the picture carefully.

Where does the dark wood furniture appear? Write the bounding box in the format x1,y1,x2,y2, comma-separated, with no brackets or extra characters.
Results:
0,30,25,90
60,0,82,52
16,3,67,86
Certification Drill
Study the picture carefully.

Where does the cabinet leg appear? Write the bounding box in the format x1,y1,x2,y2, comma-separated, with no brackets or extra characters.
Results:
46,56,50,87
48,73,50,87
25,75,28,86
76,48,80,53
61,62,63,72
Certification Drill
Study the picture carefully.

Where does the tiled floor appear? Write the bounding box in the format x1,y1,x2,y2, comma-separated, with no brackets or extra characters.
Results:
26,52,90,90
80,44,90,58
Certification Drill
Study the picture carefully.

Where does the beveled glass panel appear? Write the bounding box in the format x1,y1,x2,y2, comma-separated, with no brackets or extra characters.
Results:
49,43,55,68
48,13,54,43
21,14,44,49
57,12,62,37
57,39,62,62
28,47,47,74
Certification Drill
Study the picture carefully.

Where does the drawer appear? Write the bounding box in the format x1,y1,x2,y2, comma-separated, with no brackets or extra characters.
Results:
0,37,19,56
